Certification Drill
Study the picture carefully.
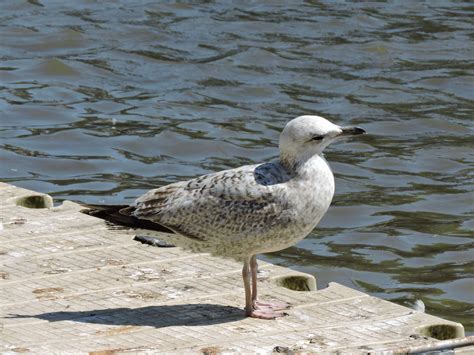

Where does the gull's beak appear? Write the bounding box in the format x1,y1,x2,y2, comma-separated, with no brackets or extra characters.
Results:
339,126,366,136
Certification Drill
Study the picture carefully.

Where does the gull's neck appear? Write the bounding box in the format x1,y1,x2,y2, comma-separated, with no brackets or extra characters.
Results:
281,152,327,177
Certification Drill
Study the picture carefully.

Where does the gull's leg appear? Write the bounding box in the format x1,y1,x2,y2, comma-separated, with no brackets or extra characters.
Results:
244,255,288,319
242,258,252,317
250,255,258,304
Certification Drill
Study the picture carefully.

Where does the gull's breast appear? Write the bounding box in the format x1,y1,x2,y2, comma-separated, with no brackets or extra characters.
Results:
293,155,335,227
247,157,336,255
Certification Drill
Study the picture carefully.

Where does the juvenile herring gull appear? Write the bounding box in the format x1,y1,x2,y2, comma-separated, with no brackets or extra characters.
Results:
83,115,365,319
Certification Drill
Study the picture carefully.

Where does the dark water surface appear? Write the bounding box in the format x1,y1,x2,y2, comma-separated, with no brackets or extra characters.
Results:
1,1,473,332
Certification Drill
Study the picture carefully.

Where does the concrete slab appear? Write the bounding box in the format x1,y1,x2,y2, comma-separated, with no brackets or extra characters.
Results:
0,182,467,354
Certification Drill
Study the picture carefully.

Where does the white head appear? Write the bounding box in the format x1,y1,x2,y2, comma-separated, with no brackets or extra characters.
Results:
279,115,365,169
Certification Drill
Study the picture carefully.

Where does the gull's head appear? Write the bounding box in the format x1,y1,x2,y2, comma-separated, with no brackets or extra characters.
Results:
279,115,365,168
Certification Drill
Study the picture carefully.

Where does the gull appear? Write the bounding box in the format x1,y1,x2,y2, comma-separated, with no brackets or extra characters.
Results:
83,115,365,319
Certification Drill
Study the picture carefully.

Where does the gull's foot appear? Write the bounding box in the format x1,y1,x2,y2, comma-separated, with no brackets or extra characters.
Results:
250,309,286,319
245,300,290,319
253,300,289,311
246,307,287,320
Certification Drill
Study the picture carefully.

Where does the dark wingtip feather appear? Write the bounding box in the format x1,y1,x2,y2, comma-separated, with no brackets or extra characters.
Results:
80,203,174,234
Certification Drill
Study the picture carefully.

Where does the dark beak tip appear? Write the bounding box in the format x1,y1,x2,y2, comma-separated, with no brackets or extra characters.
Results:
341,126,366,136
354,127,366,135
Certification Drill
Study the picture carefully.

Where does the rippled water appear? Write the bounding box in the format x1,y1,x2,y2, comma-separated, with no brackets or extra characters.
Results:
1,1,473,332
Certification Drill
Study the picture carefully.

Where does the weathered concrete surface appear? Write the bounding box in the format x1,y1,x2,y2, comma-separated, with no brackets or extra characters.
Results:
0,182,467,354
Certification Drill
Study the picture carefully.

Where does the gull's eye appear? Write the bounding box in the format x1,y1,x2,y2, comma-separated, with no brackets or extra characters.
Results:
310,135,324,142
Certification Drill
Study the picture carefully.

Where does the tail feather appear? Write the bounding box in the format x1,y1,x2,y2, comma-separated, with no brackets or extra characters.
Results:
80,204,174,234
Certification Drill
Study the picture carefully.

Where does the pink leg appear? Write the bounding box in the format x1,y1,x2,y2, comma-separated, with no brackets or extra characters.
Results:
242,258,253,317
241,255,288,319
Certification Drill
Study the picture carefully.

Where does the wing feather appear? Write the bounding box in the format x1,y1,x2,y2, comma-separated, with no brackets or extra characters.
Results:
132,163,292,241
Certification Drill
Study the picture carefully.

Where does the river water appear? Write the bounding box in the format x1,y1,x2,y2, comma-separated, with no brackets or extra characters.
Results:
1,1,472,333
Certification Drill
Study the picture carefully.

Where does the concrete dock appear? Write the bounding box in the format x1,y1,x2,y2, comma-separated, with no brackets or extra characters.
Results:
0,182,470,354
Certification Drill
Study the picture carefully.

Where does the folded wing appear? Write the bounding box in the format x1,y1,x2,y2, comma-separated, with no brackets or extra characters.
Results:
132,164,290,241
